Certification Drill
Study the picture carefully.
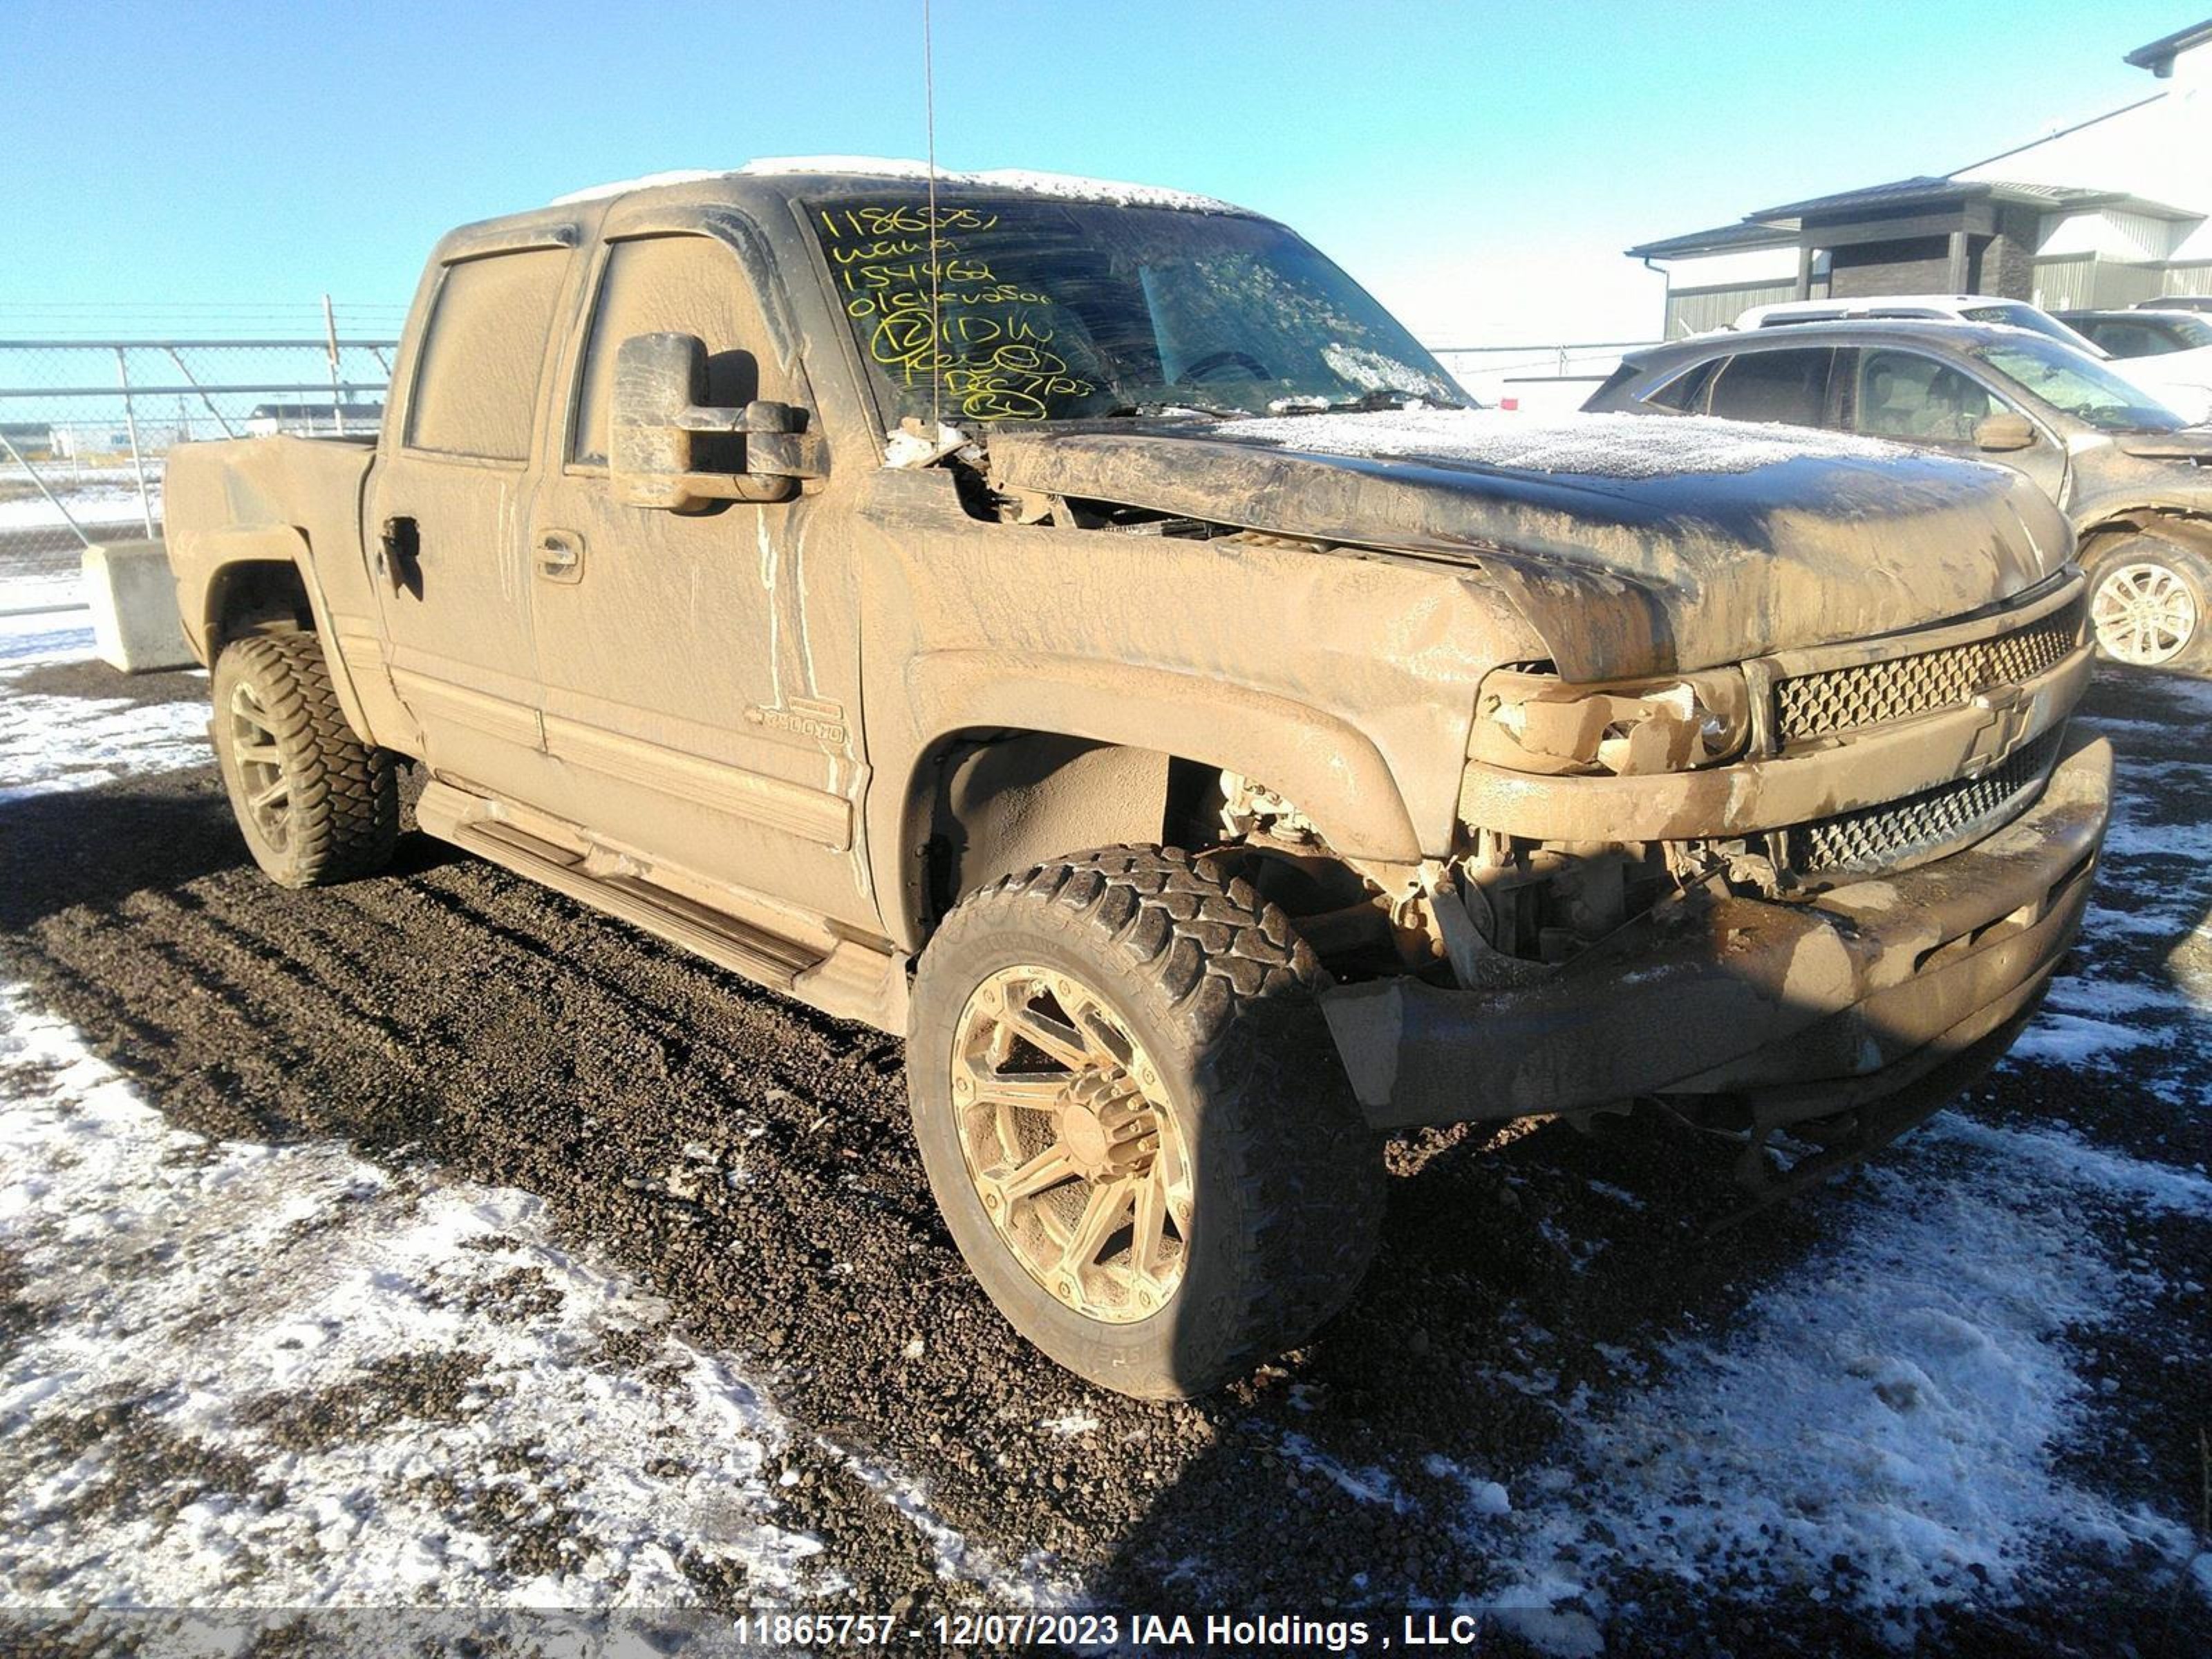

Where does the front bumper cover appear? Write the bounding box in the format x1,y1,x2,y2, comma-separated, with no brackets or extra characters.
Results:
1322,732,2112,1130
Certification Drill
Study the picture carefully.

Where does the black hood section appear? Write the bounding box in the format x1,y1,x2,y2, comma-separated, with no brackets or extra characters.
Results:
2114,427,2212,462
986,423,2072,681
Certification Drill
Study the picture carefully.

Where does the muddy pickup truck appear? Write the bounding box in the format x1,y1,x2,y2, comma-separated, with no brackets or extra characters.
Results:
164,161,2112,1398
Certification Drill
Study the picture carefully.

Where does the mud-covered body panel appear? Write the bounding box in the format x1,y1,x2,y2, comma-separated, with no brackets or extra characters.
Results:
986,422,2074,681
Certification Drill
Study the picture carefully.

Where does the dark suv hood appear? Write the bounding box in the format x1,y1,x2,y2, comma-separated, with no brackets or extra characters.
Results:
2114,427,2212,462
986,413,2072,681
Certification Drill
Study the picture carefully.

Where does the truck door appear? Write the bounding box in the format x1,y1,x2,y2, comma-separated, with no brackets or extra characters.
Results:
523,226,872,930
365,236,577,804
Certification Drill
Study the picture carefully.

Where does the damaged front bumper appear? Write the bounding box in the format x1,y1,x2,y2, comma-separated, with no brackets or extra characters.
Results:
1321,732,2112,1133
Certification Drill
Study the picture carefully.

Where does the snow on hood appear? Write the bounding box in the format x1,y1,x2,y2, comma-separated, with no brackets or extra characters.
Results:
1221,407,1921,480
554,158,1246,214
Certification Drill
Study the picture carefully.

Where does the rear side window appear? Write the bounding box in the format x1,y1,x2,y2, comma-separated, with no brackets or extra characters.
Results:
1642,359,1716,412
2081,320,2179,358
406,247,570,461
1705,348,1835,427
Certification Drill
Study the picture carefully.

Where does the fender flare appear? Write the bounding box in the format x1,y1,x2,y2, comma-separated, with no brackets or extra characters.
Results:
877,648,1426,948
192,525,380,747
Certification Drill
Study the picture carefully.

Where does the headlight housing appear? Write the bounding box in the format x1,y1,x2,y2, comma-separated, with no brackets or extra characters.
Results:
1473,666,1752,776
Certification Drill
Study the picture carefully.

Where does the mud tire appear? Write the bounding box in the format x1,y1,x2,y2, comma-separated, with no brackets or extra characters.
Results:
211,632,398,888
2083,533,2212,673
907,845,1383,1399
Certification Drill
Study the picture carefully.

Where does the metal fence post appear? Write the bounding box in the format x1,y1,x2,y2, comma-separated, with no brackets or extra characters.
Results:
113,346,157,538
324,294,347,438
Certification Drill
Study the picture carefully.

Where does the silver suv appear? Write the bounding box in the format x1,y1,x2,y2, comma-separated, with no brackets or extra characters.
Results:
1590,319,2212,671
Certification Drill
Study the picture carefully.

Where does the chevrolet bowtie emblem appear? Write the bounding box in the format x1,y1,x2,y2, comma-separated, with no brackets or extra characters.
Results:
1962,684,2028,776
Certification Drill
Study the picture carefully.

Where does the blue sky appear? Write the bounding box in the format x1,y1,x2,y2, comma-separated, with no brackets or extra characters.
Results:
0,1,2187,343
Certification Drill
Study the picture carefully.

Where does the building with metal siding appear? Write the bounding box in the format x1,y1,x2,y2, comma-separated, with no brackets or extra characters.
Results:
1628,19,2212,336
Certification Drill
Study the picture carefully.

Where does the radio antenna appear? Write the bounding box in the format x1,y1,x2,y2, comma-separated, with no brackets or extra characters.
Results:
924,0,942,429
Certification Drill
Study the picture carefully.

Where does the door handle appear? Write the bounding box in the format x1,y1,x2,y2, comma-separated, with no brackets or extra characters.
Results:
378,516,421,592
537,529,583,582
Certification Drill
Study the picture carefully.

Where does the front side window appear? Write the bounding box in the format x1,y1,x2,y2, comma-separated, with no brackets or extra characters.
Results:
1704,348,1835,427
570,234,780,467
406,247,569,461
1976,337,2185,433
1853,349,1998,443
804,193,1464,423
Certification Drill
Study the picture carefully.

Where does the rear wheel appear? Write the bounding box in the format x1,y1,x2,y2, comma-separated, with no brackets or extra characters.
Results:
2084,534,2212,671
211,632,398,888
907,845,1383,1400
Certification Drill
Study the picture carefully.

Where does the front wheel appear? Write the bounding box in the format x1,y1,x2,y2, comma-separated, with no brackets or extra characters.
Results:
2085,534,2212,671
906,846,1383,1400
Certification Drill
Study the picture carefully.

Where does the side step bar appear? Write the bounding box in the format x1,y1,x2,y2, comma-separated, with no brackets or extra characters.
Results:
418,780,824,995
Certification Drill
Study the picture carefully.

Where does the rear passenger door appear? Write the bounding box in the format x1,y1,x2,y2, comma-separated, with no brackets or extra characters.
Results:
366,233,577,803
1700,347,1840,430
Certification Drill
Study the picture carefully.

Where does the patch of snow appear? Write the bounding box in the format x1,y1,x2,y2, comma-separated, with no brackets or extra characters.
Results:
0,610,95,666
548,169,736,205
1218,407,1923,479
1477,1142,2197,1649
1999,1011,2156,1067
0,683,209,803
0,985,834,1606
556,159,1246,214
1275,1431,1407,1511
817,1436,1076,1610
0,481,160,533
1041,1412,1100,1438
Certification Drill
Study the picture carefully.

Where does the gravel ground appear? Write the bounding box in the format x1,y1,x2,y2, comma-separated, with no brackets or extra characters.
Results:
1,604,2207,1657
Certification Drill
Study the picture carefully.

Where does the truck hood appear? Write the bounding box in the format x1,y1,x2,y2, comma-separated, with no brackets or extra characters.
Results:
985,410,2073,681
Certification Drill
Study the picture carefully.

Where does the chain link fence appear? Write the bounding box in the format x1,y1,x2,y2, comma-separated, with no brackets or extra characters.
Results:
0,328,1660,615
1432,340,1659,415
0,338,396,613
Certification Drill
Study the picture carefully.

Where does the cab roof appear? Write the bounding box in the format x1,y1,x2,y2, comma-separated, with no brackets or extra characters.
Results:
547,157,1253,216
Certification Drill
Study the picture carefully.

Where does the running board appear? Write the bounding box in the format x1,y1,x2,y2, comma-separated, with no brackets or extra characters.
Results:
418,782,825,995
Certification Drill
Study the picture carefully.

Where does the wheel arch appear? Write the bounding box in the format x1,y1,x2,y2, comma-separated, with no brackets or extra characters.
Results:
191,527,381,749
885,651,1425,952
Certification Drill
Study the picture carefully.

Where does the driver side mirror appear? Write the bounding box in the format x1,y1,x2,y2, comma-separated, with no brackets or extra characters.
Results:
1972,411,2038,453
610,332,826,511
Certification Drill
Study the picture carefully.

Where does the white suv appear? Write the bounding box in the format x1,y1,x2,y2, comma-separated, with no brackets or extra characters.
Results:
1734,294,2101,355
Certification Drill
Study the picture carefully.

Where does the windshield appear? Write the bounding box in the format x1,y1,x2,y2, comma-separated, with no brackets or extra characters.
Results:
1956,302,2103,355
1975,337,2187,432
805,193,1465,424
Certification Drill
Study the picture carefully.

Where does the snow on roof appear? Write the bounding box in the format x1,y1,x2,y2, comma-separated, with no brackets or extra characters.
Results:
553,158,1246,213
1220,407,1918,480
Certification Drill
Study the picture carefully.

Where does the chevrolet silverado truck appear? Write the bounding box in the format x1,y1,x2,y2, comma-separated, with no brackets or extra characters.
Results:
164,161,2112,1399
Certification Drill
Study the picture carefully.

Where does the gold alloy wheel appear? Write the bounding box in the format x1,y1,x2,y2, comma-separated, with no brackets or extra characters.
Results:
950,965,1194,1322
2091,561,2198,666
226,680,292,850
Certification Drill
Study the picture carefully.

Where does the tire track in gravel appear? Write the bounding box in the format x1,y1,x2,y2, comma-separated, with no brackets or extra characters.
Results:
5,650,2208,1652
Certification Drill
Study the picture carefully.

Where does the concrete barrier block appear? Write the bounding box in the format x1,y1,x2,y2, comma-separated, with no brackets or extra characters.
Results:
83,538,195,674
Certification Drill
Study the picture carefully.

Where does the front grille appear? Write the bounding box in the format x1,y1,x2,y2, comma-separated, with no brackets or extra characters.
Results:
1783,727,2063,879
1773,600,2082,745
